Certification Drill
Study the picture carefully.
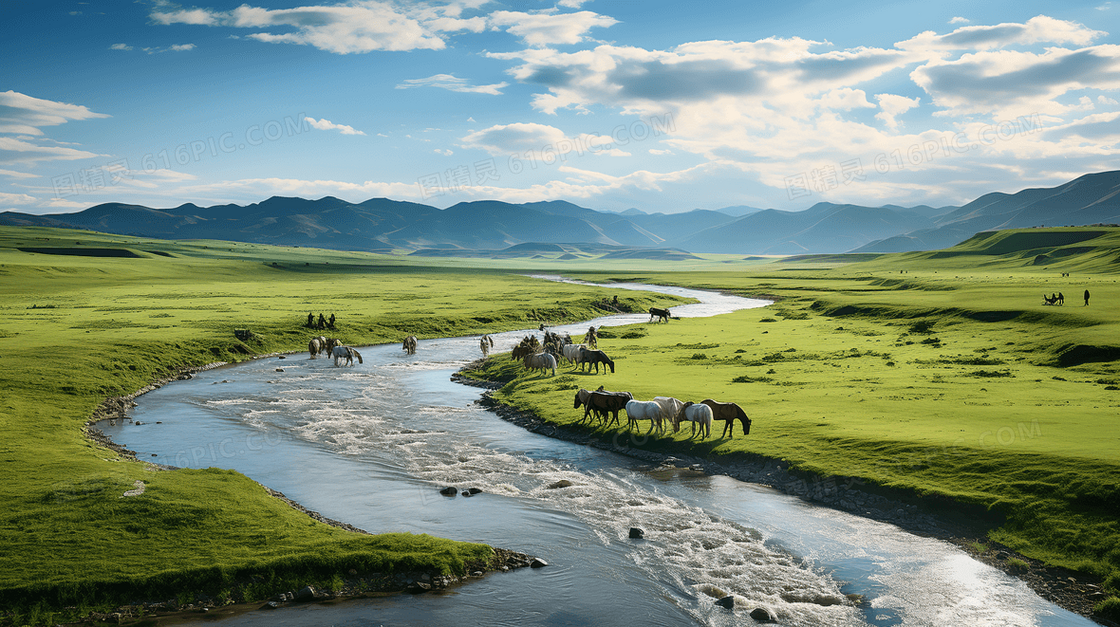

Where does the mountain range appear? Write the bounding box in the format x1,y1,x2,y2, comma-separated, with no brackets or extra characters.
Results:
3,170,1118,255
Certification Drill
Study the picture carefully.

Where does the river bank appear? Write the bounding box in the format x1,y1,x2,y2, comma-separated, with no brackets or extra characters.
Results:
451,367,1113,625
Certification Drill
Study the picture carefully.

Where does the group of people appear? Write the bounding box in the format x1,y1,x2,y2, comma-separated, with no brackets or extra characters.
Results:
306,312,336,329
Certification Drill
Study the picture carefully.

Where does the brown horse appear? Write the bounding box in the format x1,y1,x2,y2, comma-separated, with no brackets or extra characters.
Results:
700,399,752,438
403,335,418,355
584,390,633,427
649,307,671,323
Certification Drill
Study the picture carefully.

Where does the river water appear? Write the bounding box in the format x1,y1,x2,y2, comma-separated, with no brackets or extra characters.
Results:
100,279,1094,627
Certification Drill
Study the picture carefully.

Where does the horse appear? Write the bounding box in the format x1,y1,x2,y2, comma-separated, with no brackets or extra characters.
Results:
523,352,557,377
308,338,322,359
651,396,684,435
701,399,752,438
584,390,633,427
674,402,713,439
331,345,363,367
649,307,671,323
479,334,494,357
624,399,663,433
403,335,418,355
562,343,585,365
578,348,615,374
324,338,342,356
574,387,608,424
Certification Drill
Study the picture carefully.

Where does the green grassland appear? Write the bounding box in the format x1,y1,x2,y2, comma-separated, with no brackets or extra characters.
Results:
462,227,1120,618
0,226,685,624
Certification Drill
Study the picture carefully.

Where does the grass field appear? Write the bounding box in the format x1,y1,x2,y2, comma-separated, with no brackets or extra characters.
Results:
0,226,684,625
461,227,1120,620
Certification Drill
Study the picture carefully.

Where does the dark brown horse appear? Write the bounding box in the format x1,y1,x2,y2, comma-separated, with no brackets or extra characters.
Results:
578,348,615,374
700,399,752,438
649,307,671,323
584,390,633,427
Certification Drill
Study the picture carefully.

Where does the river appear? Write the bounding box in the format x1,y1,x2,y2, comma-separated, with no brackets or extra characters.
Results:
99,278,1094,627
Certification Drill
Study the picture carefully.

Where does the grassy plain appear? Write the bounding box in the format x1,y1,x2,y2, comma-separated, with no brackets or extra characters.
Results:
463,227,1120,618
0,226,684,624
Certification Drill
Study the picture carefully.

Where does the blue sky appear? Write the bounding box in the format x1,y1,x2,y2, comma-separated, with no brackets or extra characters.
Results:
2,0,1119,215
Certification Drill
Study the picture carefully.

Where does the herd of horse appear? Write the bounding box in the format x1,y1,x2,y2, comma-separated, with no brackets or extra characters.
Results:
304,304,752,439
574,388,750,439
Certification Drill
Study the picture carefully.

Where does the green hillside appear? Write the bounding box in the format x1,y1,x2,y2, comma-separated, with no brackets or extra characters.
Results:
0,226,682,625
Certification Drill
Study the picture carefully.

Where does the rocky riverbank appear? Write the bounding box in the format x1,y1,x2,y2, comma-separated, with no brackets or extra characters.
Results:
69,546,536,626
451,371,1113,625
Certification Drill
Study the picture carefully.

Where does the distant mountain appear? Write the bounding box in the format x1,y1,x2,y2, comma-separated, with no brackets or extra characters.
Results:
679,202,935,254
4,170,1117,254
713,205,767,218
856,170,1120,253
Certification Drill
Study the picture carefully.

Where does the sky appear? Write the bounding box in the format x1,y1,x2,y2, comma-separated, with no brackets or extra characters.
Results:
2,0,1119,216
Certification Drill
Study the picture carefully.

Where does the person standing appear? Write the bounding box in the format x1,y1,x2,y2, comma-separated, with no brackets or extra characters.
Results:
1084,289,1091,306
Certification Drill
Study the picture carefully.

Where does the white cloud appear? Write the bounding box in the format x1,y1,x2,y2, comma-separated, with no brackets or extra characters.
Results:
898,15,1104,53
820,88,876,111
648,148,673,155
434,148,453,155
0,192,36,205
488,10,618,46
396,74,509,95
875,93,920,128
305,117,367,136
0,168,38,179
911,45,1120,119
152,2,447,53
459,122,618,157
949,17,970,25
170,43,196,51
110,43,133,51
478,15,1120,206
0,91,109,136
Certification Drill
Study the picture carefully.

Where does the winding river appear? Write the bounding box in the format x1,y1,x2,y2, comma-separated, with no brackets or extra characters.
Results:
99,279,1094,627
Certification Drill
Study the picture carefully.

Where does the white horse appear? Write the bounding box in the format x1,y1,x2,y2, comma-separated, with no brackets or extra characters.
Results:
651,396,684,435
624,399,663,433
562,343,585,365
674,402,713,439
403,335,417,355
332,345,363,367
523,352,557,376
480,334,494,357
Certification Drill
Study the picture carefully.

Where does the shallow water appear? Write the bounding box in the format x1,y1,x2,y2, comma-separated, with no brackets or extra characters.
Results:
101,279,1093,627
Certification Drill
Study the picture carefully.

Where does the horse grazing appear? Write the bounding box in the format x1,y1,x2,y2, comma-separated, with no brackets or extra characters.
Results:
403,335,418,355
651,396,684,435
625,399,663,433
331,345,363,367
479,334,494,357
584,390,633,427
701,399,752,438
649,307,671,323
578,348,615,374
523,352,557,376
674,402,713,439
